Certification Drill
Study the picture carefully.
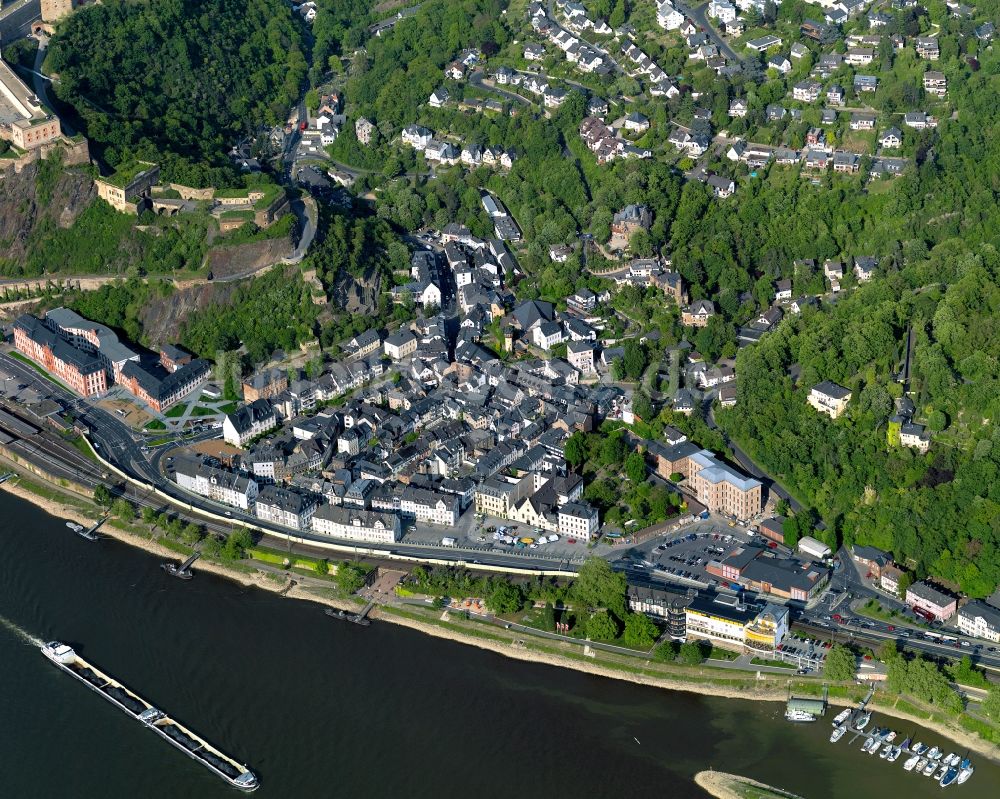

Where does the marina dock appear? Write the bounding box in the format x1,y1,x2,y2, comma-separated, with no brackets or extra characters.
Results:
324,599,376,626
162,552,200,580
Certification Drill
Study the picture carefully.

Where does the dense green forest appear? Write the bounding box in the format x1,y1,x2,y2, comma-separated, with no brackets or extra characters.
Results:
718,248,1000,597
48,0,308,181
180,268,320,362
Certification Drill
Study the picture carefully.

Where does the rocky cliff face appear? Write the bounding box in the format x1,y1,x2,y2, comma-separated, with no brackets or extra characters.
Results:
138,281,242,347
330,263,382,314
0,162,95,264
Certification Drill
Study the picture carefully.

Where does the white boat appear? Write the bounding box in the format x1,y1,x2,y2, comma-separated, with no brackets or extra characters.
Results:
870,740,883,755
784,709,816,722
946,753,960,766
861,737,875,752
935,765,949,781
927,746,942,760
915,758,929,773
912,742,927,754
832,708,852,726
956,760,974,785
853,711,872,732
885,730,897,743
922,760,938,777
887,746,902,763
66,521,84,533
879,745,892,759
903,755,920,772
830,726,846,743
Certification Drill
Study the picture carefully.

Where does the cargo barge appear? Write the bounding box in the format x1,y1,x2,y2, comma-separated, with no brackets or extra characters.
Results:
41,641,258,791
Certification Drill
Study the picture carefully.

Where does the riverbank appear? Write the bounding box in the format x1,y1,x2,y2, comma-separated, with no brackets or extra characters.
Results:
694,771,802,799
3,476,999,764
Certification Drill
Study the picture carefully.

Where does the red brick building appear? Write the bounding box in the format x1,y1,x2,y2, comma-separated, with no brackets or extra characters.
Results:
13,315,107,397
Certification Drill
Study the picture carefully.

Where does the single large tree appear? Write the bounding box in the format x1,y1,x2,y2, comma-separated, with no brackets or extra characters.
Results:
573,557,627,617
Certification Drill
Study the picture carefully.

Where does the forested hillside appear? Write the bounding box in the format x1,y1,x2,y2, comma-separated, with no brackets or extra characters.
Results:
48,0,308,181
718,249,1000,597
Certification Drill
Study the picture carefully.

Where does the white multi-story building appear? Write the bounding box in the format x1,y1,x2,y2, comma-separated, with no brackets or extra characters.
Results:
557,501,599,541
708,0,736,22
808,381,852,419
957,601,1000,643
400,486,459,526
311,505,401,544
255,485,317,530
223,398,278,447
173,456,258,511
656,1,684,29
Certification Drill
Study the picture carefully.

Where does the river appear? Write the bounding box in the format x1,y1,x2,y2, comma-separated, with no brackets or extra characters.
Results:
0,493,996,798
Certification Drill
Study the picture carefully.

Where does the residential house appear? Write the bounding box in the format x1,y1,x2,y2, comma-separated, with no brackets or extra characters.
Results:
793,80,822,102
428,87,450,108
808,381,851,419
850,112,876,131
729,98,749,118
682,299,716,327
768,55,792,74
384,330,418,360
401,125,434,150
854,75,878,93
879,126,902,148
915,36,939,60
845,47,875,66
707,174,735,198
923,71,947,97
832,151,860,173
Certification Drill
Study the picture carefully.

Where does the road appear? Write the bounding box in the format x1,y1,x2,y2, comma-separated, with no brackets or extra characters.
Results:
468,69,536,107
0,0,38,40
676,0,741,62
24,34,78,134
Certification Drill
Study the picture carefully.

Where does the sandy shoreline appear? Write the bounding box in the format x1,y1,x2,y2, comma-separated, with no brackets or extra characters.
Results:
694,770,801,799
3,478,998,764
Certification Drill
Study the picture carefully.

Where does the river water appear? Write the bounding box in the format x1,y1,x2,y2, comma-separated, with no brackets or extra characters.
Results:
0,493,996,798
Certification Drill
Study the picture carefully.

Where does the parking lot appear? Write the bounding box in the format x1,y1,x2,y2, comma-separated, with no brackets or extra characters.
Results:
614,519,758,589
402,510,598,563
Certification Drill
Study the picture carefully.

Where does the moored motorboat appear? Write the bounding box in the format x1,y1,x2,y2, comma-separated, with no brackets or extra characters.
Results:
66,521,84,533
784,709,816,722
940,767,959,787
887,746,902,763
861,736,875,753
935,764,949,781
927,746,942,760
853,711,872,732
903,755,920,772
832,708,852,726
914,758,929,773
912,742,927,755
870,740,883,755
830,725,846,743
956,759,974,785
922,760,938,777
879,745,892,760
885,730,897,743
